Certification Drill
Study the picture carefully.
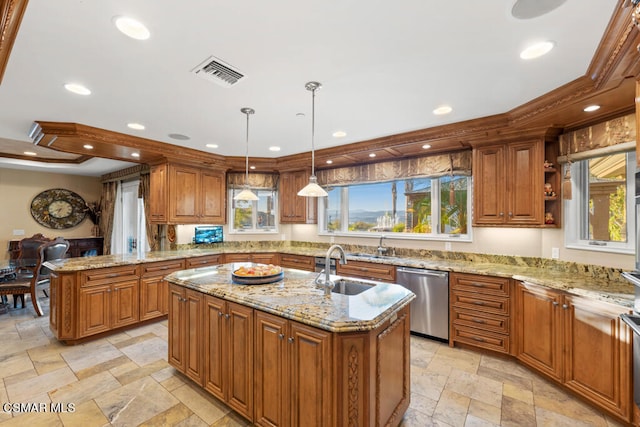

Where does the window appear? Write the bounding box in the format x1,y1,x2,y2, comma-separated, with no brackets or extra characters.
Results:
229,189,278,233
564,151,635,253
319,175,471,239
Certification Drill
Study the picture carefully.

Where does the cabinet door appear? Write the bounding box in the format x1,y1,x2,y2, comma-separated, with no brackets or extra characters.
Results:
224,253,251,263
289,321,332,427
79,285,111,337
111,280,140,329
168,285,186,371
516,282,563,382
473,145,506,225
204,295,226,400
505,140,543,225
185,290,204,384
169,164,199,223
150,164,168,222
200,170,225,223
226,301,254,419
140,277,165,320
255,311,289,427
280,171,317,224
563,295,632,421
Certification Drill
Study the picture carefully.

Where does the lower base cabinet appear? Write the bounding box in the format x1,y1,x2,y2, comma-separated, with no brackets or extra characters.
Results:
516,281,632,423
167,284,411,426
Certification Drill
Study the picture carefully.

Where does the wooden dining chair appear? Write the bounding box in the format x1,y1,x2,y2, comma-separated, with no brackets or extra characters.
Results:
0,237,69,317
15,233,51,275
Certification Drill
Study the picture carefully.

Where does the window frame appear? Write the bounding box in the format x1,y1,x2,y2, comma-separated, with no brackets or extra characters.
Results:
318,176,473,242
227,189,279,235
564,151,635,254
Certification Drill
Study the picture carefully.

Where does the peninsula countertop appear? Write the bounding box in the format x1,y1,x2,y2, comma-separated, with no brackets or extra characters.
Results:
43,244,635,309
164,263,415,333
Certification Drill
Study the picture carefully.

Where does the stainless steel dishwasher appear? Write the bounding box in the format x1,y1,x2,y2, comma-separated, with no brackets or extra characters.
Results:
396,267,449,341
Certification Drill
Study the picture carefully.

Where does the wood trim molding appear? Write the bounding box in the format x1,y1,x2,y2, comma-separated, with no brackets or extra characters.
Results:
0,0,28,85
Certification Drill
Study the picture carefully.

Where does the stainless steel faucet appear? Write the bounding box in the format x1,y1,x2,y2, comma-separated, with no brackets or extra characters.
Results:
316,244,347,296
377,235,388,256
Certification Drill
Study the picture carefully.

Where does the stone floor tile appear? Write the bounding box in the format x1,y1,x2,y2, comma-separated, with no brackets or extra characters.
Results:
502,382,534,406
48,370,120,405
464,414,501,427
118,336,167,366
57,399,109,427
137,402,193,427
500,395,536,427
60,341,123,373
27,344,68,375
408,391,438,417
174,413,209,427
110,332,157,349
468,399,501,425
445,369,503,408
210,411,253,426
74,355,131,381
111,359,170,386
170,381,231,425
400,407,454,426
535,406,607,427
6,367,77,402
0,352,34,380
411,366,448,401
433,389,471,427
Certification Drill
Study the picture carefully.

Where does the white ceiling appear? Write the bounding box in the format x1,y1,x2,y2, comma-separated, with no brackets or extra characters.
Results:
0,0,618,176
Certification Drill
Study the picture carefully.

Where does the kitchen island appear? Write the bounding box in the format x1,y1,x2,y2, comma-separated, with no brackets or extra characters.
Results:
164,263,415,427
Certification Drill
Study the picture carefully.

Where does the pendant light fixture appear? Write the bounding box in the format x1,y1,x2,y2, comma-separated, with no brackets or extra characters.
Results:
298,81,328,197
233,107,259,201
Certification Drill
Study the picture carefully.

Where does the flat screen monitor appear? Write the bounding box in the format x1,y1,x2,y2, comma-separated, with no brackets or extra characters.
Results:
194,226,223,244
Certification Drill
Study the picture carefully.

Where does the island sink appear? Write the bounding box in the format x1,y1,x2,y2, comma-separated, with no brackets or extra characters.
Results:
331,278,375,295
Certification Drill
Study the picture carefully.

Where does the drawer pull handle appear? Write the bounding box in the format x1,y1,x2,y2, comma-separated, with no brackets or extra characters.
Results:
278,333,285,340
473,301,486,306
288,337,295,343
106,273,120,278
470,283,485,287
218,311,224,317
562,304,569,310
225,314,230,319
472,336,485,342
472,318,486,324
552,301,559,306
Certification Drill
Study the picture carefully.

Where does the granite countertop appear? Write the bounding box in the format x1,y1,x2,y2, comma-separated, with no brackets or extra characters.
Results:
164,263,415,333
44,244,635,310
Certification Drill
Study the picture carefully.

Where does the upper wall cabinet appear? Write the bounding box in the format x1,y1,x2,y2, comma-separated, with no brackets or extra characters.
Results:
473,139,544,226
279,170,317,224
150,163,226,224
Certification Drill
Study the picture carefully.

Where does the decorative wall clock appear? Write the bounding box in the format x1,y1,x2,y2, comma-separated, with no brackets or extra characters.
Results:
30,188,87,229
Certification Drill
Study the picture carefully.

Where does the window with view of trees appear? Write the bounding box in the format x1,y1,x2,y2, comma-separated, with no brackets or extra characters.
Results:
564,151,635,253
320,176,471,238
229,189,278,233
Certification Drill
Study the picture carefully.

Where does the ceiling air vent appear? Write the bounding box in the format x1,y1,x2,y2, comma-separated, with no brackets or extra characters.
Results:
191,55,245,87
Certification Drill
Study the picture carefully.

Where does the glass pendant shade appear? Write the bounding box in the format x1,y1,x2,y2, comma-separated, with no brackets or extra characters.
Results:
298,175,328,197
299,81,327,197
234,107,258,201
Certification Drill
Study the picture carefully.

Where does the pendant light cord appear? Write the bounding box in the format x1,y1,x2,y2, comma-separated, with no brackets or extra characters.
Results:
245,111,250,185
311,85,316,177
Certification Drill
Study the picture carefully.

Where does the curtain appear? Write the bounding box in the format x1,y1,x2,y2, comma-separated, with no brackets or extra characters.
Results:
558,113,636,163
316,150,472,186
227,172,279,190
100,181,118,255
110,182,123,255
138,173,159,251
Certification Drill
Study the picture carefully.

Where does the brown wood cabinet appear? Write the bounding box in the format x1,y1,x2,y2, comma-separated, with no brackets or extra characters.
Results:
185,254,223,268
516,281,632,423
279,253,315,271
543,140,561,228
204,295,254,419
473,140,543,226
254,310,332,427
336,259,396,282
224,252,279,265
450,273,513,354
279,170,317,224
150,162,226,224
78,266,140,338
140,259,185,321
168,285,204,384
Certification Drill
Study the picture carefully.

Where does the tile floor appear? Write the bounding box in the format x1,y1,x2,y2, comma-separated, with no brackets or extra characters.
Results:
0,296,627,427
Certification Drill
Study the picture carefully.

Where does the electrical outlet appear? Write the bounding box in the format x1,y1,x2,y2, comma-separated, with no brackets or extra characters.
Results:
551,247,559,259
12,229,24,236
445,242,452,251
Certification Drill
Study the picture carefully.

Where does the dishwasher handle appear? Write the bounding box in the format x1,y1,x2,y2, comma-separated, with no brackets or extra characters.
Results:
396,267,448,279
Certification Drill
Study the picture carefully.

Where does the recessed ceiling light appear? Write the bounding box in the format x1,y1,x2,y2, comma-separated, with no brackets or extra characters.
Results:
250,166,256,170
114,16,150,40
332,131,347,138
433,105,452,115
422,144,432,149
583,105,601,112
127,123,145,130
269,146,281,152
206,143,219,149
23,151,37,156
64,83,91,95
83,144,94,149
168,133,190,141
326,160,333,164
369,153,376,158
520,41,555,60
131,152,140,158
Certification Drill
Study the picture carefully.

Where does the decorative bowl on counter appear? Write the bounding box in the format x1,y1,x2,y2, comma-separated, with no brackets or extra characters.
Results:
231,264,284,285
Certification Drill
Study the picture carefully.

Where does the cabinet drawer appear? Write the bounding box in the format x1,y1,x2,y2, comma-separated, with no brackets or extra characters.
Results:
279,254,315,271
451,307,509,335
186,255,222,268
141,259,186,277
336,260,396,282
81,266,140,287
450,273,510,297
451,291,509,316
451,324,510,354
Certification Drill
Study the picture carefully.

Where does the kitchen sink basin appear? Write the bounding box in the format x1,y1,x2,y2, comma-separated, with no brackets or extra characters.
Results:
347,252,382,259
331,279,375,295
